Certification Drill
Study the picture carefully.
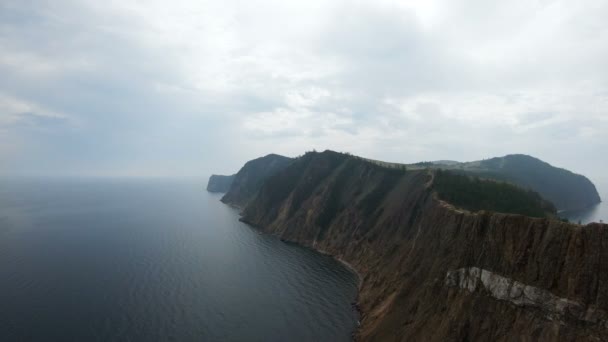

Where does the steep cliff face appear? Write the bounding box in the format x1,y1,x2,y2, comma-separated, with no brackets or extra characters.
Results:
206,174,235,193
221,154,293,207
229,151,608,341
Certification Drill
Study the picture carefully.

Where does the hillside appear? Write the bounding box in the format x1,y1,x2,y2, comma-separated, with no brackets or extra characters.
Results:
220,153,293,207
422,154,601,211
433,169,556,218
218,150,608,341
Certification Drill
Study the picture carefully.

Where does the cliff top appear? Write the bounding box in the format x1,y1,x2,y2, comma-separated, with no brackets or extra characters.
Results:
214,149,599,217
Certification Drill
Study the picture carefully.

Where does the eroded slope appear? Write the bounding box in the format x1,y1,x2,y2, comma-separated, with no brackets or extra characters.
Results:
233,151,608,341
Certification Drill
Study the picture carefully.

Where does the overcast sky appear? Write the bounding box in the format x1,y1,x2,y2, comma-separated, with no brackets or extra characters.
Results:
1,0,607,184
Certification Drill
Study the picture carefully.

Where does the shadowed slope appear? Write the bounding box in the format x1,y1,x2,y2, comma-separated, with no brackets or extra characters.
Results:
428,154,601,211
221,154,293,208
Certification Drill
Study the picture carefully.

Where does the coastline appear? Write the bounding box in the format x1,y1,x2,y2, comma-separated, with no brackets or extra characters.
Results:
206,154,608,341
232,202,364,340
238,215,364,288
314,248,363,290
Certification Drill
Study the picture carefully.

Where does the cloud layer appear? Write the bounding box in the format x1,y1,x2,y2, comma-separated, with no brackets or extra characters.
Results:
1,0,607,182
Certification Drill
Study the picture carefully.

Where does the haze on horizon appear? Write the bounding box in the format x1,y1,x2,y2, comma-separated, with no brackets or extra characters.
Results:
1,0,607,184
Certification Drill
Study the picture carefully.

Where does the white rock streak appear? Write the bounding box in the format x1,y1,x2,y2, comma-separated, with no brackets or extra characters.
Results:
445,267,608,326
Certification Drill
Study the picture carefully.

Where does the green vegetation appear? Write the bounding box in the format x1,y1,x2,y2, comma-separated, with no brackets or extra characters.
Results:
423,154,600,211
352,155,408,171
433,169,556,218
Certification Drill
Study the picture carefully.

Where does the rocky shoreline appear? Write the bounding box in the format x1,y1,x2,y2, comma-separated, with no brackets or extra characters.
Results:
211,150,608,340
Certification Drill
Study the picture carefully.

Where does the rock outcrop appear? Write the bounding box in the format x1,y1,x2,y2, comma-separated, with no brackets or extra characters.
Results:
206,174,235,193
221,150,608,341
445,267,608,328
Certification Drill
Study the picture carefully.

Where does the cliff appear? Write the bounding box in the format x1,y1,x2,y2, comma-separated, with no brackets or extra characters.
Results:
430,154,601,212
221,153,293,208
226,150,608,341
206,174,235,193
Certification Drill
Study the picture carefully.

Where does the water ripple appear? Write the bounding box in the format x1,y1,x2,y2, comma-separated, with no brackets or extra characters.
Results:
0,180,358,341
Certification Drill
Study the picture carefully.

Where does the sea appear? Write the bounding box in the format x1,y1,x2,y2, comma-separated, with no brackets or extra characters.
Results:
562,180,607,225
0,178,358,341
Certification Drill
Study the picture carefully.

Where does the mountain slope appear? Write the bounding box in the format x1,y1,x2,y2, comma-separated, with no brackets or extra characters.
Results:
429,154,601,211
433,169,556,218
220,153,293,208
225,151,608,341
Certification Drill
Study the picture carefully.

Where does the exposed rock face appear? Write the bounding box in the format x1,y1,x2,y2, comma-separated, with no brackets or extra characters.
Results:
224,150,608,341
206,174,235,193
446,267,608,327
221,154,293,208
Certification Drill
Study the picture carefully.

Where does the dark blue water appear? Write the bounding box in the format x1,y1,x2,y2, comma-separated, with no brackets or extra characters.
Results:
563,181,607,225
0,179,358,341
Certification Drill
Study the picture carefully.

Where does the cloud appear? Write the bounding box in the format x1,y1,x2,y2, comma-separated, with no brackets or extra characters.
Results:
0,94,69,128
0,0,606,182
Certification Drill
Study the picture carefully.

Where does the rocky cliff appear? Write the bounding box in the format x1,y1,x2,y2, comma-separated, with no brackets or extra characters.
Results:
224,150,608,341
206,174,235,193
221,153,293,208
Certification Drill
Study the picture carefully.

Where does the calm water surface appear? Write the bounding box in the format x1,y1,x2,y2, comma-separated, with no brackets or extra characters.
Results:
0,179,358,341
563,181,607,224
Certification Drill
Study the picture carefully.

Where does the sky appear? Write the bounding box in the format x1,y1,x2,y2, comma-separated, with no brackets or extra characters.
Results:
1,0,607,184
